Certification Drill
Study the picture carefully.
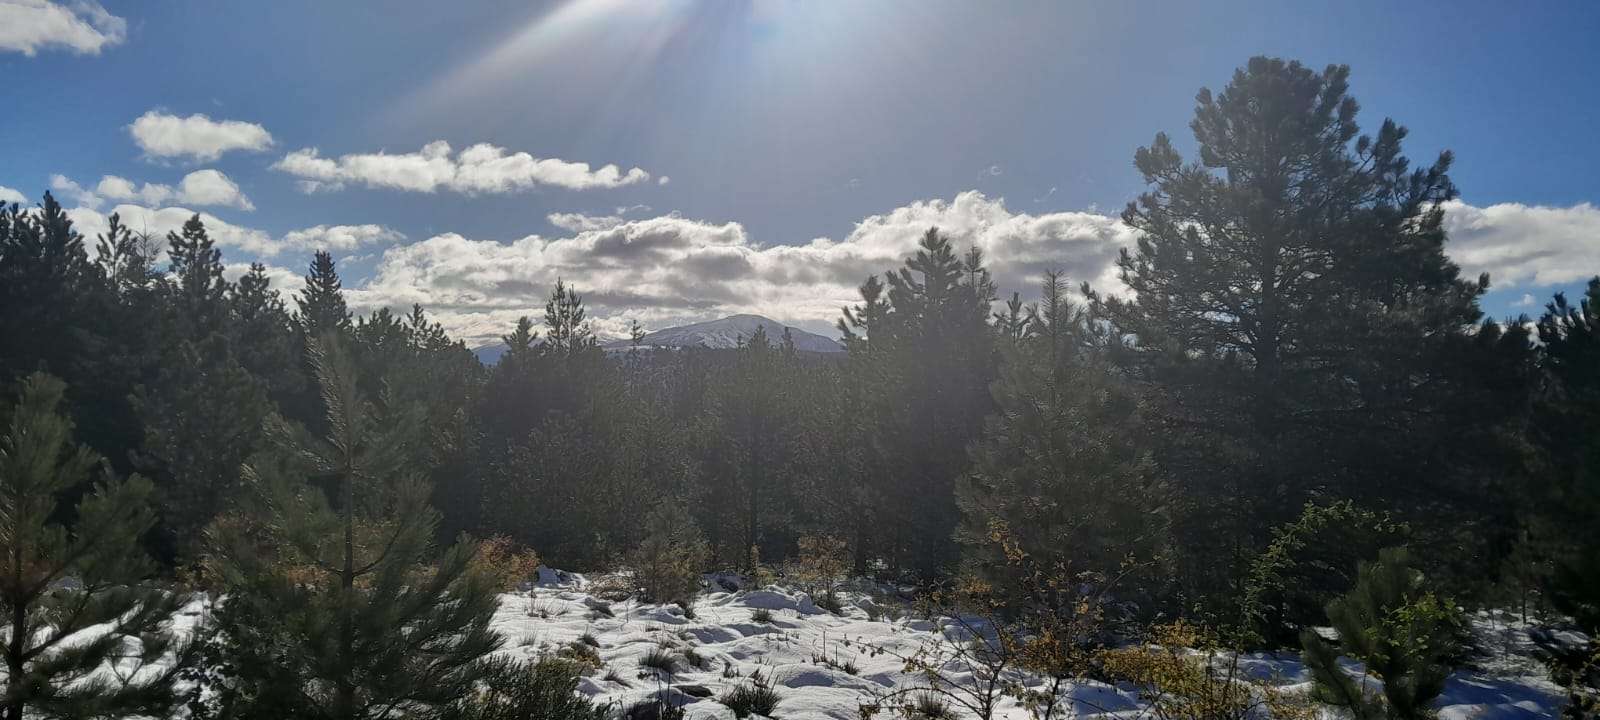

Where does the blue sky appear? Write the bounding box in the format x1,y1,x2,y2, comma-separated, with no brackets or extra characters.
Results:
3,0,1598,344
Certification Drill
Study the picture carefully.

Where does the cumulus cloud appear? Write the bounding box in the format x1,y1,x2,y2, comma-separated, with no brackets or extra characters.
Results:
61,170,253,210
273,140,653,194
279,224,405,253
0,185,28,204
129,111,275,162
345,191,1133,345
176,169,253,210
1443,200,1600,287
0,0,125,56
62,199,396,259
67,204,277,255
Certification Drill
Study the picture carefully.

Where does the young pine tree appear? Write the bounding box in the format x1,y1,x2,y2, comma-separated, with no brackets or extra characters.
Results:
957,271,1162,590
201,335,500,720
1300,547,1462,720
1,373,185,720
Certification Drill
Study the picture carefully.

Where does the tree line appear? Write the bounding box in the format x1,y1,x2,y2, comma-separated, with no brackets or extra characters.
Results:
2,56,1598,718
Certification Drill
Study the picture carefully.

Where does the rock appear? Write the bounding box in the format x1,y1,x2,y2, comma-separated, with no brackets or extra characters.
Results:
679,684,714,698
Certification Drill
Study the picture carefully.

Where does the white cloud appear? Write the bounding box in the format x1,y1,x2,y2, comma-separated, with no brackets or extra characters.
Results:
59,192,396,259
547,211,627,233
67,204,277,256
223,262,302,292
72,170,252,210
50,173,101,209
346,191,1133,345
273,141,653,194
280,224,404,253
1513,293,1536,308
658,176,670,186
177,169,253,210
0,0,125,56
1443,200,1600,287
128,111,275,162
0,185,27,204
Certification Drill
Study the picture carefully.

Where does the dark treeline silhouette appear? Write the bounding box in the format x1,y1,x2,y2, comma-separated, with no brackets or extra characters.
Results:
2,56,1598,718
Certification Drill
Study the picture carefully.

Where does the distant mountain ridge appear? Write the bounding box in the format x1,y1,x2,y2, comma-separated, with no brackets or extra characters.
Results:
472,314,842,364
605,314,843,353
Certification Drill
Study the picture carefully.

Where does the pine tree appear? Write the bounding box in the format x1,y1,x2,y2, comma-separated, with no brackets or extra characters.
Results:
710,325,798,565
957,271,1162,588
1532,278,1600,632
0,373,185,720
542,279,595,358
1085,57,1500,611
135,217,271,562
201,335,500,719
839,228,997,576
1300,547,1461,720
296,250,352,339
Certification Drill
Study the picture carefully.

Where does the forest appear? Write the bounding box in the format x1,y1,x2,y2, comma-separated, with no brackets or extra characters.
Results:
2,57,1598,719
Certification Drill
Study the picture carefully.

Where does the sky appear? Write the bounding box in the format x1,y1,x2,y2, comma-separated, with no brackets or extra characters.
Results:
3,0,1598,346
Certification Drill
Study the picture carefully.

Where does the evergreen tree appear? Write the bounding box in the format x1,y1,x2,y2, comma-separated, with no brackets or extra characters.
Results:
1085,57,1506,611
957,271,1163,588
201,335,500,719
295,250,352,339
709,326,798,565
839,228,997,576
230,262,303,406
0,373,185,720
1532,278,1600,632
134,217,271,562
1300,548,1461,720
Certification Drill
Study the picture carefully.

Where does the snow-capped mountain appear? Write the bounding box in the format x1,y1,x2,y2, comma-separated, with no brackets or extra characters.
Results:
603,314,844,353
472,314,843,364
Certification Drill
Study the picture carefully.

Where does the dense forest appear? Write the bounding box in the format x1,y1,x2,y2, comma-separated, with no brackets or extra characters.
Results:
2,57,1598,719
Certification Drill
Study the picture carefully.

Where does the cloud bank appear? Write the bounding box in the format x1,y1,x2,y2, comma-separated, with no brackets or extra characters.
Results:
0,0,125,56
273,140,653,194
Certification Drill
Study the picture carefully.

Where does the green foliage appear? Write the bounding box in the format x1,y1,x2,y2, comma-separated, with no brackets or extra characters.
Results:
0,373,186,720
721,673,782,719
1242,501,1409,647
628,501,709,606
1300,548,1463,720
958,270,1162,596
443,657,611,720
196,335,501,720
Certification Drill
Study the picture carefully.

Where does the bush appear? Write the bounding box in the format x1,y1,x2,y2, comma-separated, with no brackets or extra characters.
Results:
628,501,709,605
1243,501,1408,647
444,657,610,720
721,673,782,719
790,534,850,610
1299,547,1463,720
639,646,679,676
1101,620,1312,720
557,640,603,672
751,607,773,624
472,535,543,592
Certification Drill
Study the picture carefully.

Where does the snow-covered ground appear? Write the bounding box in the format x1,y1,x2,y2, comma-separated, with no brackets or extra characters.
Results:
479,572,1569,720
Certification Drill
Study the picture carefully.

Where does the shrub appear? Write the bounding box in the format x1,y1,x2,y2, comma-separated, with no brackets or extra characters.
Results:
444,657,610,720
790,534,850,610
684,646,708,670
1299,547,1463,720
1101,620,1312,720
473,535,543,592
628,501,710,605
721,673,782,719
751,608,774,624
639,646,680,676
557,640,603,672
1243,501,1407,647
579,632,601,647
910,692,952,720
